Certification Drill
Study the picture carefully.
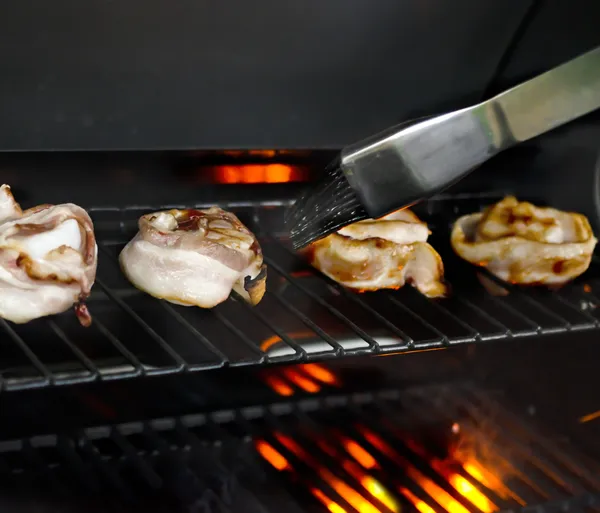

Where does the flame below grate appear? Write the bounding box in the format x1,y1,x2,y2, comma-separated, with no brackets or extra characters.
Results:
0,382,599,512
252,381,600,513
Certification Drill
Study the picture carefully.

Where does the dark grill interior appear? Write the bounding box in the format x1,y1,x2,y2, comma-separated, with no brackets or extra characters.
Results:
1,382,598,513
2,194,599,391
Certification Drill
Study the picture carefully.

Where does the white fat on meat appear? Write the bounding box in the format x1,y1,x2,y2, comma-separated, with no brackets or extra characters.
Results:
0,185,97,325
119,207,266,308
306,209,446,298
451,196,597,286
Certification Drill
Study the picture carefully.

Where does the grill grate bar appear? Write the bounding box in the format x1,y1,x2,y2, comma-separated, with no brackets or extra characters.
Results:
158,301,231,368
372,394,549,504
0,318,51,389
225,290,308,359
253,424,367,513
465,387,600,490
1,383,599,511
271,234,416,345
2,198,600,390
452,295,512,337
97,245,188,369
90,314,145,376
361,399,514,509
434,387,594,497
109,428,163,489
265,409,402,513
21,438,71,497
260,288,345,356
345,415,483,512
291,405,473,513
385,293,452,345
55,435,102,494
476,269,572,333
47,320,100,382
263,254,380,351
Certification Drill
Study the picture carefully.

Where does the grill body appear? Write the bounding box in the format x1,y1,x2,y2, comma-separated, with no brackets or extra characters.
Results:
1,126,600,511
0,3,600,508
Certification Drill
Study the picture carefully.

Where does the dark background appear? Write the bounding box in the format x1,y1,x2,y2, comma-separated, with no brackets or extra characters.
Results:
0,0,598,150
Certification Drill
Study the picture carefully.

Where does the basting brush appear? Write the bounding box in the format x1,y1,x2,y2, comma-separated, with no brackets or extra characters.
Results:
286,45,600,250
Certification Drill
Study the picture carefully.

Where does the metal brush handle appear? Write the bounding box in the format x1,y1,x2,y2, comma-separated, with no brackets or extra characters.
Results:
491,45,600,144
341,46,600,219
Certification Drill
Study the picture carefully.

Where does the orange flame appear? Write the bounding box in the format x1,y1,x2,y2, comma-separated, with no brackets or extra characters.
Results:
211,163,307,184
579,410,600,423
262,374,295,397
258,419,513,513
318,438,399,512
282,368,321,393
462,460,519,503
357,426,472,513
259,331,315,352
448,474,497,513
311,488,349,513
300,363,340,386
399,487,437,513
255,440,290,471
341,438,378,470
403,437,497,513
448,424,524,505
275,433,384,513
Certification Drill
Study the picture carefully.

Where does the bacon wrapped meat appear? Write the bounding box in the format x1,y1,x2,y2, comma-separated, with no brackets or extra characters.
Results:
451,196,597,286
119,207,266,307
305,209,447,297
0,185,97,325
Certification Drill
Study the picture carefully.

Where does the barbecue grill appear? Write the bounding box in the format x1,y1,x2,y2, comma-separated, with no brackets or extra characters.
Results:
1,1,600,512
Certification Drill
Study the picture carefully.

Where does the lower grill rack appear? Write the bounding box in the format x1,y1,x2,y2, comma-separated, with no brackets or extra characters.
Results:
1,195,600,391
0,382,598,513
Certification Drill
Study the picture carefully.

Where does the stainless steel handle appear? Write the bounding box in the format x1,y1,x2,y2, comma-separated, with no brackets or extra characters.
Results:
487,46,600,145
339,46,600,219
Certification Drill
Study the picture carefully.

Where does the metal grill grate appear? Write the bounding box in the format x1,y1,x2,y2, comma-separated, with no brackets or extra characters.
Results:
0,382,597,513
1,195,600,391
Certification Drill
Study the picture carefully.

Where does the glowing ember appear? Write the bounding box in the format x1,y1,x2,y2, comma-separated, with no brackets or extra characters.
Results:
321,438,398,512
301,363,340,386
275,433,384,513
255,440,290,471
211,163,307,184
462,460,520,504
259,331,314,352
260,361,342,397
341,438,378,470
282,368,321,393
579,410,600,423
357,426,472,513
399,487,437,513
311,488,349,513
261,374,294,397
255,417,516,513
448,474,497,513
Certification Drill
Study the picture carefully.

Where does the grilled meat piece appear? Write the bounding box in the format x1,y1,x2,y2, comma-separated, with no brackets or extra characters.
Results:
119,207,266,308
0,185,97,325
305,210,447,297
451,196,597,286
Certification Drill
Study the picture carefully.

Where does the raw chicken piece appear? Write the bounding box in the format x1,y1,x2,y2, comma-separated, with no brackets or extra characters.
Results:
305,209,447,297
119,207,266,307
0,185,97,325
451,196,597,286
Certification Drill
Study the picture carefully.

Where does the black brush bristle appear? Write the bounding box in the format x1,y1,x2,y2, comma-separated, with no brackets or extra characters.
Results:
286,158,368,249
